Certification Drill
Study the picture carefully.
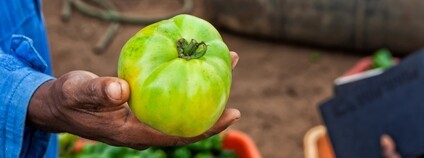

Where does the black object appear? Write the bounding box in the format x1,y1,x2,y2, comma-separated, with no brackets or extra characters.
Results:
320,49,424,158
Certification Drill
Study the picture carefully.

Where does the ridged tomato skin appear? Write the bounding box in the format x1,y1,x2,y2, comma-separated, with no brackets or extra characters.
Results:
118,14,232,137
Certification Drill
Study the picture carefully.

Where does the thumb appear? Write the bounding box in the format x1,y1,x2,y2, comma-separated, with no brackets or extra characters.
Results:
80,77,130,106
60,71,130,107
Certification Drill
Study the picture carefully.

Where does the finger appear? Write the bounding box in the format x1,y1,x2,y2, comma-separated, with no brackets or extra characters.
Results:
381,134,401,158
169,108,241,146
198,108,241,138
120,108,240,148
230,51,239,69
80,77,130,106
61,71,130,107
163,108,240,145
169,108,240,146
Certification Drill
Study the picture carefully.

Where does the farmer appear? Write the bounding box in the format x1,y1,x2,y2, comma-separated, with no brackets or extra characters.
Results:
0,1,240,157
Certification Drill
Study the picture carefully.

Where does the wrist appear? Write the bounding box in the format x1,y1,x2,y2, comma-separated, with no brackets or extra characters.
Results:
27,79,62,132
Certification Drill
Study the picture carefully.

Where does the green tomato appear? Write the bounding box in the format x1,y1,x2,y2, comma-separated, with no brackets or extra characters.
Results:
172,147,192,158
186,138,213,152
209,135,223,151
193,152,214,158
58,133,78,156
118,14,232,137
102,145,126,157
151,149,168,158
79,144,95,155
218,150,237,158
91,143,109,154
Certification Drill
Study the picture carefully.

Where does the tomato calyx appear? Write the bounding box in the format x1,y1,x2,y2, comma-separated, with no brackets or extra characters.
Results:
177,38,207,60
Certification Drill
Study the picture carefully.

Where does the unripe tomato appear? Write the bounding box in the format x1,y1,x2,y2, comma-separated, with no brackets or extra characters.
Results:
118,14,232,137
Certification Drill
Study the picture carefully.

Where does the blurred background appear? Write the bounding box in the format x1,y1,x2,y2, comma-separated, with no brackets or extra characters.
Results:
44,0,424,157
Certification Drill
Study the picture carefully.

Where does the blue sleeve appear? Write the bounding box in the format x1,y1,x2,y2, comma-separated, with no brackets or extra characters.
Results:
0,35,55,158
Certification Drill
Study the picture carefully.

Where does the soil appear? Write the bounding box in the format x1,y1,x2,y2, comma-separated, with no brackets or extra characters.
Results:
43,0,363,157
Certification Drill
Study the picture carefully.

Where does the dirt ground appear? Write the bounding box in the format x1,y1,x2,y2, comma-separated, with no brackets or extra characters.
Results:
43,1,363,157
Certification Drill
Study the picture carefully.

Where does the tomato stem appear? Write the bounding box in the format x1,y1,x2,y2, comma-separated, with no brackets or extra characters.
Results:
177,38,207,60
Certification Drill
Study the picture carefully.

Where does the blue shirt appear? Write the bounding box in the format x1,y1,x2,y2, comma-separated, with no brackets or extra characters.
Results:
0,0,58,157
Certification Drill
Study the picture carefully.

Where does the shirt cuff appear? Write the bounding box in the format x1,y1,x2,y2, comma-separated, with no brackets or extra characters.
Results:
0,34,55,158
4,70,54,158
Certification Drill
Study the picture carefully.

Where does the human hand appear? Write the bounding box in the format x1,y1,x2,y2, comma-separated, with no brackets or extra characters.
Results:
381,134,401,158
28,51,240,149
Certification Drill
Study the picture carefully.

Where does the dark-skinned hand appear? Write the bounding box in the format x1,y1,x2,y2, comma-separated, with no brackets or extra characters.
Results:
27,51,240,150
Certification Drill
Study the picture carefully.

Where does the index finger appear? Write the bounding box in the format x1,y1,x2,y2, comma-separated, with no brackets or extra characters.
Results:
230,51,239,69
117,108,240,149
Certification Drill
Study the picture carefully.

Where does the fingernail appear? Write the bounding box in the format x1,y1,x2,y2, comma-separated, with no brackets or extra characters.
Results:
107,82,122,100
